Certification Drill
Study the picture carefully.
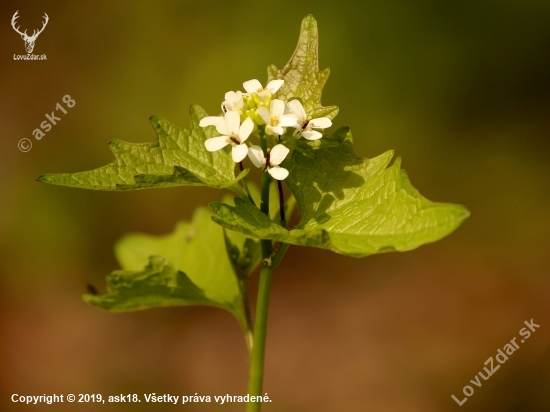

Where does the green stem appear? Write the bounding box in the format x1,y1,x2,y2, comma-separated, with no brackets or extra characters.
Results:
272,242,291,269
240,278,254,355
246,253,272,411
239,162,256,206
246,136,273,412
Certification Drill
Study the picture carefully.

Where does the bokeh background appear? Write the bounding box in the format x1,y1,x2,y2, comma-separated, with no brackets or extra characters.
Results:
1,1,549,411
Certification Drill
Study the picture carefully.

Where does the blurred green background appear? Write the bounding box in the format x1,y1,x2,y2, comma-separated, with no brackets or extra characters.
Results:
1,0,549,411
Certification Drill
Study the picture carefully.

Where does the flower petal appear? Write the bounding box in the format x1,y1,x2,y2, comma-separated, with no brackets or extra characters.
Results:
248,145,265,168
204,136,229,152
310,117,332,129
225,111,240,136
270,99,285,119
287,99,307,121
269,144,290,166
268,125,284,136
266,79,284,93
280,114,299,127
243,79,263,93
233,93,244,110
256,107,271,125
238,117,254,142
302,130,323,140
224,91,237,103
256,90,270,99
199,116,223,127
223,91,243,111
216,119,227,135
268,166,289,180
232,143,249,163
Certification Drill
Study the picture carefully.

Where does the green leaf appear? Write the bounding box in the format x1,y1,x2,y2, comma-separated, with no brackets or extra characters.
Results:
224,230,262,280
226,187,274,276
220,182,295,277
267,15,339,120
210,197,330,248
83,256,212,309
210,128,469,258
38,105,247,192
84,207,251,332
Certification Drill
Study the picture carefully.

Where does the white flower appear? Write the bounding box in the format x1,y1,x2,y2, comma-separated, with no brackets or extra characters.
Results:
248,144,290,180
199,115,223,128
199,91,244,128
243,79,284,100
256,99,299,135
222,90,243,113
286,99,332,140
204,111,254,163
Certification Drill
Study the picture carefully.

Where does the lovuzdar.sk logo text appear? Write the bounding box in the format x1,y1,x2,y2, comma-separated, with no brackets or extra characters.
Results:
11,10,49,60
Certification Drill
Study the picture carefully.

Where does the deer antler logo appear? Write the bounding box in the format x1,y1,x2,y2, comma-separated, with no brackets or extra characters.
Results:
11,11,49,54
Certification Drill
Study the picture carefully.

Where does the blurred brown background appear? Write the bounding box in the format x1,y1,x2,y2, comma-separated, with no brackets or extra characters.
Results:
1,0,549,411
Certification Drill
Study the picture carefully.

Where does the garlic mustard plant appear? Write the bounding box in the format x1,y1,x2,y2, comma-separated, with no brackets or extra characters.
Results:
248,144,290,180
204,111,254,163
222,90,244,113
38,15,468,412
243,79,284,100
256,99,298,136
287,99,332,140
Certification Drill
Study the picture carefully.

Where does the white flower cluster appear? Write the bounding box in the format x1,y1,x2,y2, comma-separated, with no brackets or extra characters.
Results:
199,79,332,180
